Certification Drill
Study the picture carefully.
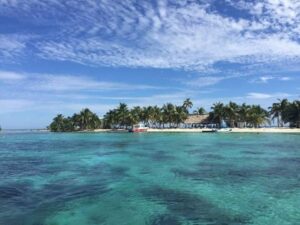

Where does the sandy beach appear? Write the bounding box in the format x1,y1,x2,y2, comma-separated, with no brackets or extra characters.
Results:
92,128,300,133
148,128,300,133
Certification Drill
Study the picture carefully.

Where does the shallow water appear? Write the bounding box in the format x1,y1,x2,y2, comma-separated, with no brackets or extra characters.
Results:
0,131,299,225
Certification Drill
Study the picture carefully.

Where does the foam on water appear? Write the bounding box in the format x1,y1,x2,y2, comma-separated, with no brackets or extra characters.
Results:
0,132,299,225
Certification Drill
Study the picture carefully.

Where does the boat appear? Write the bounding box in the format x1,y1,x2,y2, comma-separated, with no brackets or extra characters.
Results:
129,123,148,133
217,128,232,133
202,129,217,133
216,120,232,132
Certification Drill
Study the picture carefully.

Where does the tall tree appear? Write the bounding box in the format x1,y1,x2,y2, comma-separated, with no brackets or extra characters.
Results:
269,99,289,127
224,101,239,127
49,114,64,132
162,103,176,127
79,108,94,130
49,114,74,132
128,106,142,126
237,103,250,127
116,103,129,128
152,105,162,128
211,102,225,127
103,109,118,129
174,106,188,127
247,105,269,128
283,100,300,128
182,98,193,113
194,107,206,115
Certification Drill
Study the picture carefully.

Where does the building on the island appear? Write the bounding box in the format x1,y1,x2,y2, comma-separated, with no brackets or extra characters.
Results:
237,121,247,128
184,114,216,128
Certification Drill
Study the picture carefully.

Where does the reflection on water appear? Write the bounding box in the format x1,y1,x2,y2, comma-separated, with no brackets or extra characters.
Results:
0,132,299,225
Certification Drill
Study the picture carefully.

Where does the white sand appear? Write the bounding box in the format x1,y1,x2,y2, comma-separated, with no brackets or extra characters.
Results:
148,128,300,133
91,128,300,133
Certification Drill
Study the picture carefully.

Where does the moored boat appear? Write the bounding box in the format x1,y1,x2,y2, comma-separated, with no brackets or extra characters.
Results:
129,123,148,133
202,129,217,133
217,128,232,133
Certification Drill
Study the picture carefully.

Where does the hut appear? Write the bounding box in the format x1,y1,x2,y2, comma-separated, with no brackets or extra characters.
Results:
184,114,212,128
237,121,247,128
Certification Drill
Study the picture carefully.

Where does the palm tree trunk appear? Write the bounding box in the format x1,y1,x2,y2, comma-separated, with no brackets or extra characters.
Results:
230,120,235,128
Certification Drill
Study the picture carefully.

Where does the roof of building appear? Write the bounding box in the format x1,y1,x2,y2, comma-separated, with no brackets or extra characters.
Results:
184,114,210,124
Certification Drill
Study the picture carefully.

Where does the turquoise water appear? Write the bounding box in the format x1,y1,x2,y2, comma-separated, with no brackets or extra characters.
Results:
0,132,299,225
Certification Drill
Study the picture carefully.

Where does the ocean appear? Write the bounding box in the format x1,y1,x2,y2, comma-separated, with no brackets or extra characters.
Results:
0,131,299,225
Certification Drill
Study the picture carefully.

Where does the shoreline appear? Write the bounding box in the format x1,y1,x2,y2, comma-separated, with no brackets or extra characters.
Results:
150,128,300,133
90,128,300,133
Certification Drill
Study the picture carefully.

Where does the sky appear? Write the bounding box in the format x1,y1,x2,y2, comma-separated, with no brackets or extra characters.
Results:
0,0,300,129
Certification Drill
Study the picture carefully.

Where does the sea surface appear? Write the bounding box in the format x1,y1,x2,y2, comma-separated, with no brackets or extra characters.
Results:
0,131,299,225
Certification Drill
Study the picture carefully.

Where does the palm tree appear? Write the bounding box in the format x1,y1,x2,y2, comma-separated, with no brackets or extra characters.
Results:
146,106,156,127
247,105,269,128
283,100,300,128
237,103,250,127
269,102,280,127
103,109,118,128
224,101,239,128
90,113,101,129
194,107,206,115
79,108,95,130
128,106,142,126
49,114,64,132
49,114,73,132
139,106,148,126
116,103,129,128
182,98,193,114
162,103,176,127
269,99,289,127
69,108,101,130
152,105,162,128
211,102,225,127
174,106,188,127
71,113,81,130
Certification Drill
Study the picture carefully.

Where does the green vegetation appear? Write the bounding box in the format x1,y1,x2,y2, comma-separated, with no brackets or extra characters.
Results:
281,100,300,128
268,99,300,128
269,99,289,127
49,108,101,132
194,107,206,115
209,101,269,128
102,100,191,129
49,98,300,132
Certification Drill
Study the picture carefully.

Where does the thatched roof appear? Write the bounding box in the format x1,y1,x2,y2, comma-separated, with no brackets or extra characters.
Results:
184,114,209,124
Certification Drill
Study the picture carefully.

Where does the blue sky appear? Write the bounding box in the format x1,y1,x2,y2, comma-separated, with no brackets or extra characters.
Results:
0,0,299,129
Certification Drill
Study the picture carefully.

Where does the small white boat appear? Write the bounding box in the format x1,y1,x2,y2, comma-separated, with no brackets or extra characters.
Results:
129,123,148,133
217,128,232,132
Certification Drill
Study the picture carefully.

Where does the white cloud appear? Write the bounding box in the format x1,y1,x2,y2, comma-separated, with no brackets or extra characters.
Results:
260,76,274,83
279,76,292,81
0,99,34,113
246,92,291,99
185,76,224,87
0,71,25,81
251,75,294,83
247,93,272,99
0,71,162,92
28,74,159,91
0,0,300,72
0,35,28,60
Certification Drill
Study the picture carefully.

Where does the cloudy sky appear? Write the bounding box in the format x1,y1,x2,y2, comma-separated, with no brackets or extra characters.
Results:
0,0,299,128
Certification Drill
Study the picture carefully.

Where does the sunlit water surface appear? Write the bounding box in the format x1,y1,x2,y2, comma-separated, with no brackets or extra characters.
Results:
0,131,299,225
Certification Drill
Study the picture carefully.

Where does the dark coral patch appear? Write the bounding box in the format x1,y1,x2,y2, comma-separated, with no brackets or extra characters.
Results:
147,214,182,225
141,186,249,224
